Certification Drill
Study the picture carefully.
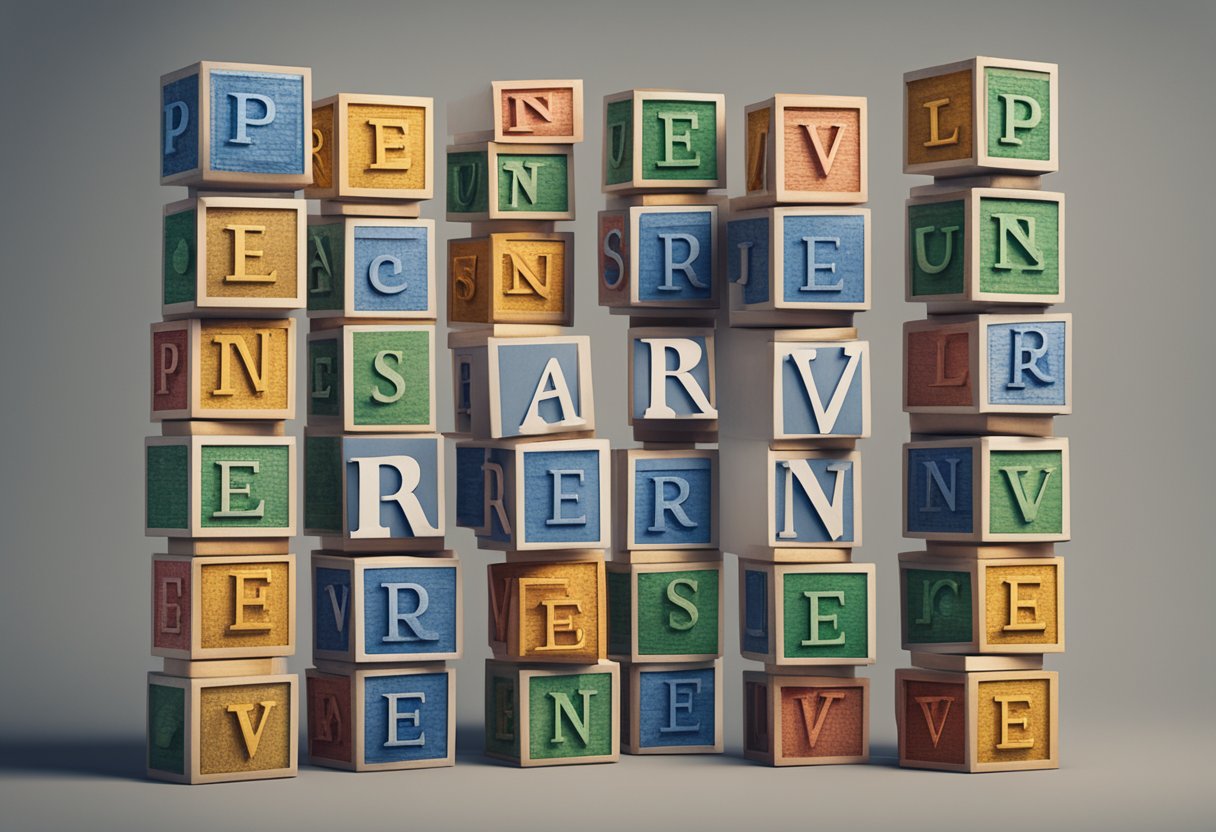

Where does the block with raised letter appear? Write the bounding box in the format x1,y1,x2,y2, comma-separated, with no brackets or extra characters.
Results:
311,552,459,662
904,436,1070,543
896,667,1058,771
455,438,610,551
145,434,296,538
446,141,573,221
152,553,295,660
162,196,306,319
607,558,722,663
614,448,718,551
306,217,435,319
150,318,295,421
905,57,1058,177
484,659,619,766
743,670,868,766
307,93,433,201
621,659,722,754
602,89,725,192
307,324,435,433
628,327,717,442
448,231,574,326
493,80,584,143
146,671,297,784
304,432,444,552
161,61,311,189
598,204,719,313
907,187,1064,311
488,556,605,663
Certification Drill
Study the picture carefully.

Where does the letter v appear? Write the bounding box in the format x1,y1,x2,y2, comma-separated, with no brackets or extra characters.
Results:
801,123,847,177
1000,466,1054,523
786,346,862,434
915,696,954,748
324,584,349,634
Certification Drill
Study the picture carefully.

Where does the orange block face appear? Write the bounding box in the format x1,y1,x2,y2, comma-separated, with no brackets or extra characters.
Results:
743,672,869,766
782,106,863,197
901,677,967,766
906,69,974,168
488,559,605,663
905,326,974,409
495,81,583,143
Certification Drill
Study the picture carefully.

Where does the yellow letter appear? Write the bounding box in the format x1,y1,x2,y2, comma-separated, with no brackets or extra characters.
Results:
229,569,273,632
994,695,1034,749
367,118,411,170
922,98,959,148
225,225,277,283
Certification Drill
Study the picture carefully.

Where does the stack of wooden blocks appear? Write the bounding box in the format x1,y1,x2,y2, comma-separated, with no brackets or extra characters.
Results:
896,57,1067,772
598,89,728,755
721,94,874,765
148,61,311,783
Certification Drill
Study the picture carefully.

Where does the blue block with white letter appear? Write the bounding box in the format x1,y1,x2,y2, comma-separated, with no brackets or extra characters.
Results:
629,328,717,439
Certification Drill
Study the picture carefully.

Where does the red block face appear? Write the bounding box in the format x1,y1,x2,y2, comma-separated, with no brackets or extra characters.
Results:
902,679,967,764
782,106,863,196
307,674,353,765
906,328,973,408
779,684,866,760
498,85,578,141
599,212,629,305
152,327,189,412
152,559,191,652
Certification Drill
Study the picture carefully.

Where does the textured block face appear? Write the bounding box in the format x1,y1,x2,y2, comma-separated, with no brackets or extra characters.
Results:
495,81,582,143
984,67,1052,162
636,209,715,302
497,152,569,214
635,665,718,750
630,332,717,421
362,671,451,766
975,677,1053,765
985,318,1068,408
527,671,615,762
490,560,604,662
906,69,974,168
983,562,1060,649
161,72,200,178
523,449,604,546
307,326,435,432
776,340,869,439
604,92,724,190
901,677,967,765
447,144,572,219
906,445,975,535
778,682,866,761
903,566,974,646
628,452,716,549
781,104,863,199
977,196,1060,297
771,451,860,546
988,448,1065,536
484,669,521,760
494,340,590,438
448,233,572,325
634,568,720,658
781,570,870,661
307,219,434,318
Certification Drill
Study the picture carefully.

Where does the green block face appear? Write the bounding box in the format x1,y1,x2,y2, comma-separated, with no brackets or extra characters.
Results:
484,673,520,759
350,329,431,427
528,672,614,761
986,68,1052,161
496,153,569,214
904,568,973,644
163,210,196,306
781,571,869,660
979,196,1060,296
604,99,634,186
199,445,291,530
147,683,185,774
308,336,340,417
988,449,1065,535
636,569,719,656
303,435,341,533
640,99,718,182
447,151,489,214
606,570,631,656
146,444,188,530
306,222,344,312
909,200,966,297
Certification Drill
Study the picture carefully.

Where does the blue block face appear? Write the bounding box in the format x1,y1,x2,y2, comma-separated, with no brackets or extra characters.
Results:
780,213,866,305
632,336,715,420
727,217,772,305
362,566,458,657
522,449,602,545
636,210,715,303
906,446,974,534
352,225,432,314
455,446,512,541
343,436,441,538
772,455,857,544
742,569,769,655
495,342,585,437
315,566,352,653
362,671,450,765
779,343,866,437
637,666,717,749
161,73,200,176
986,320,1067,407
208,68,306,174
632,456,714,547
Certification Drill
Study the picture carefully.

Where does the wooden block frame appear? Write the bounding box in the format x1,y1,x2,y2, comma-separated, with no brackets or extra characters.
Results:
910,653,1045,673
493,80,584,144
613,447,719,551
488,556,607,663
743,671,869,766
447,231,575,327
607,559,723,663
446,140,574,221
602,89,726,193
307,93,434,200
621,659,723,754
305,216,436,320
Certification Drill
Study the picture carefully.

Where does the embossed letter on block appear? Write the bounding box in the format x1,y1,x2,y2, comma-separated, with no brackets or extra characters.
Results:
743,671,869,766
448,232,574,326
493,80,584,144
603,90,725,192
488,556,606,663
607,557,722,662
622,659,722,754
598,204,719,314
447,141,573,221
308,93,433,201
306,217,435,319
628,327,718,442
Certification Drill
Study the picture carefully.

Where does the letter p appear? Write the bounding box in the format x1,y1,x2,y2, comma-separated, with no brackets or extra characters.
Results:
229,92,276,145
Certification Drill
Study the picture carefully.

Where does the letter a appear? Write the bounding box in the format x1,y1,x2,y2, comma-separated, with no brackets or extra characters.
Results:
518,357,586,434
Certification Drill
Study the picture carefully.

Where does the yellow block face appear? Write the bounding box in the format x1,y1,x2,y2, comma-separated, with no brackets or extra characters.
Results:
517,561,601,659
906,69,973,166
205,207,301,300
976,678,1052,764
984,563,1059,648
199,560,292,650
311,103,335,190
494,235,568,319
197,320,292,413
346,103,428,192
746,106,772,192
199,681,293,775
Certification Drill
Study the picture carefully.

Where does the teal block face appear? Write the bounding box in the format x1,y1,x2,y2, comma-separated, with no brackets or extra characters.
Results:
208,68,307,175
903,567,973,644
985,67,1052,162
308,327,435,431
199,445,291,530
147,444,189,531
636,568,720,657
640,99,719,183
147,683,185,775
527,671,615,762
781,571,870,661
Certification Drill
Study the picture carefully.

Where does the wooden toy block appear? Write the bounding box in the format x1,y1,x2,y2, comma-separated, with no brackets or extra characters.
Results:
160,420,284,437
307,662,454,771
727,206,870,328
910,653,1045,673
151,318,296,421
613,448,718,551
449,335,594,440
900,552,1063,654
484,659,620,766
304,431,444,551
447,141,573,221
598,204,720,314
305,216,435,319
306,324,436,433
909,173,1044,197
904,436,1070,543
743,671,869,766
621,659,722,754
607,559,722,662
448,231,574,326
738,560,875,666
904,57,1059,177
152,553,295,660
493,80,584,144
145,434,296,538
312,552,460,662
162,196,306,319
602,90,725,193
924,541,1057,559
896,667,1059,772
161,61,311,189
162,657,288,678
488,556,606,663
740,94,867,206
455,438,611,551
906,187,1065,311
147,671,298,783
167,538,290,556
628,327,718,442
307,93,433,201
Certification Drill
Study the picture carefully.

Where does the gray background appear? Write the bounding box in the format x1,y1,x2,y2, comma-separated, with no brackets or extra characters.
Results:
1,0,1212,829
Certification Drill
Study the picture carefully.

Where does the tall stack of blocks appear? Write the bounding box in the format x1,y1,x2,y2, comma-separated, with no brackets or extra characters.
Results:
598,89,728,755
148,61,311,783
722,94,874,766
302,89,457,772
896,57,1066,772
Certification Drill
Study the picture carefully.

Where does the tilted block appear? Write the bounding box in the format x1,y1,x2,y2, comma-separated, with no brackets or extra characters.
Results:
598,204,719,313
896,667,1059,772
307,325,436,432
607,559,722,662
484,659,619,766
743,671,869,766
151,318,295,421
160,61,311,189
448,232,574,326
146,435,296,538
613,448,718,551
306,217,435,319
162,196,306,319
904,57,1059,177
308,93,433,200
307,662,454,771
628,327,717,442
447,141,573,221
602,89,725,192
455,438,610,551
904,436,1070,543
621,659,722,754
907,188,1064,310
147,671,297,783
152,553,295,660
739,561,875,666
488,556,606,663
493,80,584,143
